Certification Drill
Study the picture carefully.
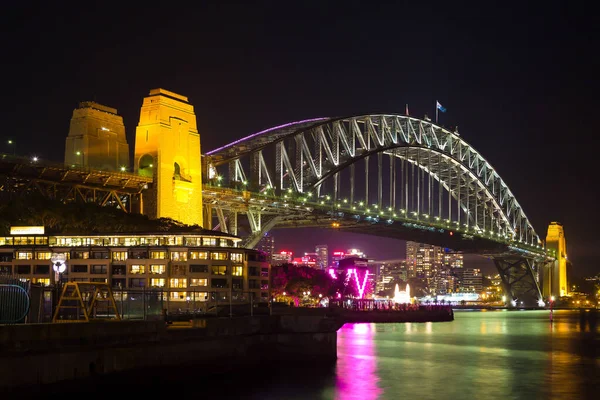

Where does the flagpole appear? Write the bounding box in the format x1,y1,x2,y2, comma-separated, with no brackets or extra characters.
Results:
435,101,438,124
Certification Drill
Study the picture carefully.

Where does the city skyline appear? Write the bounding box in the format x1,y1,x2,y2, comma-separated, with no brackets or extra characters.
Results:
1,2,598,276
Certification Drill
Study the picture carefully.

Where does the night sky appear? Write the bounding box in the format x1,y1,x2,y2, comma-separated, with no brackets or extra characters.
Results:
1,2,598,276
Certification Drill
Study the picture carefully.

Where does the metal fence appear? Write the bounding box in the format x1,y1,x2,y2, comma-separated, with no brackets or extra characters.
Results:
1,282,271,323
0,275,31,324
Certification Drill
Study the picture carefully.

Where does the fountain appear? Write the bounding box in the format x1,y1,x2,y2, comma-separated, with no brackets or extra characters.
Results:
393,283,411,304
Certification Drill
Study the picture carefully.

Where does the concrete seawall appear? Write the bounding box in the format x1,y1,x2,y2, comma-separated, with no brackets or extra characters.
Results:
0,316,342,389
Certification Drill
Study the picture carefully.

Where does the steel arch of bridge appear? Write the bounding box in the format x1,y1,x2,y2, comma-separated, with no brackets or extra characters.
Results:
204,114,550,307
206,114,541,246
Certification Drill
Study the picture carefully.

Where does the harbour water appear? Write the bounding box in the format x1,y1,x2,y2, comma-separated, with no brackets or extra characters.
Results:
14,309,600,399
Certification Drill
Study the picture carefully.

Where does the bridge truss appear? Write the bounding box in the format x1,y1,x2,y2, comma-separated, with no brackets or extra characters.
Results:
204,115,553,306
0,155,152,213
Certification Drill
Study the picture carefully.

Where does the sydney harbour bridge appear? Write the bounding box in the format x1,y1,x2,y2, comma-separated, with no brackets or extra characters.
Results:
0,92,563,307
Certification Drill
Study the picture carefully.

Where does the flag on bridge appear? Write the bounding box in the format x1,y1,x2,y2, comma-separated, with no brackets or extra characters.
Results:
436,101,446,113
405,104,410,116
435,100,446,123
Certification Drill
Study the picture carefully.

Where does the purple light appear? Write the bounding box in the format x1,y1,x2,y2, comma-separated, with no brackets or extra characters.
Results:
347,268,369,299
205,117,329,155
328,268,338,280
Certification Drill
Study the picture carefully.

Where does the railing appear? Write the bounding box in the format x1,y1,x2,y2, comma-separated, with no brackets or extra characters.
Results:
0,275,31,324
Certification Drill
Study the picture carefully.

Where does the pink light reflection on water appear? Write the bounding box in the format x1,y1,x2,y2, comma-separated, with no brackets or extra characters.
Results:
335,323,383,400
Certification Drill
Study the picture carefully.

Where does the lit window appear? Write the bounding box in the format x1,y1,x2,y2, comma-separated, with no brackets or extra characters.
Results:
232,266,243,276
210,252,227,260
150,278,165,287
16,252,33,260
150,251,166,259
211,265,227,275
190,278,208,287
169,278,187,288
150,264,165,274
36,252,52,260
202,237,217,246
189,251,208,260
130,265,145,274
112,251,128,261
230,253,243,262
171,252,188,262
170,292,187,300
32,278,50,286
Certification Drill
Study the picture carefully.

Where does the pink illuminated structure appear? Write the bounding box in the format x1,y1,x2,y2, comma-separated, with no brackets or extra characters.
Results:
347,268,369,299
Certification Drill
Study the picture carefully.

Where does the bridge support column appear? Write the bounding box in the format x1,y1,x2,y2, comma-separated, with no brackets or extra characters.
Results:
493,257,543,307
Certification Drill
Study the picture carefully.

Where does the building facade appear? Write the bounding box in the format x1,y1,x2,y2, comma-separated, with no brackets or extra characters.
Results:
256,233,275,264
315,244,328,270
0,231,270,309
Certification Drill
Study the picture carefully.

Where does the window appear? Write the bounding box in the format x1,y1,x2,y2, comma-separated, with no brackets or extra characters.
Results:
91,265,107,274
129,278,146,288
248,279,259,289
232,278,243,290
261,268,269,277
220,239,229,247
90,251,109,259
112,265,126,275
71,251,89,259
90,278,107,283
211,278,228,288
211,265,227,275
170,251,188,262
230,253,243,262
261,280,269,290
249,266,259,277
112,278,126,288
171,265,186,276
112,251,127,261
232,265,243,276
0,253,13,262
150,278,165,287
129,250,148,259
0,266,11,274
169,278,187,288
202,237,217,246
261,292,269,298
150,264,165,274
32,278,50,286
149,251,167,259
16,265,31,274
36,252,52,260
72,265,88,273
130,265,145,274
190,264,209,273
189,251,208,260
170,291,187,300
189,278,208,287
34,265,50,274
16,252,33,260
210,252,227,260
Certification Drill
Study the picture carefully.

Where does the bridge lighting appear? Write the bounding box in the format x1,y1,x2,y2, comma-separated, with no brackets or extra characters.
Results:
242,181,247,185
366,209,371,213
288,188,292,193
32,156,38,162
352,206,356,210
149,164,154,168
326,195,331,200
388,207,392,211
449,231,454,236
424,214,429,218
343,199,348,203
435,217,440,220
284,194,288,198
374,205,378,209
393,213,397,217
401,209,406,213
359,201,364,206
320,201,324,205
120,166,126,172
307,192,312,197
332,222,340,228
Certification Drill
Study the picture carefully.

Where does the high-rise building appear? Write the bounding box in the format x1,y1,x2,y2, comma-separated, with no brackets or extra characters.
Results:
331,251,345,267
442,249,463,268
315,245,328,270
456,268,483,293
256,233,275,263
372,259,407,294
271,251,292,266
406,241,443,279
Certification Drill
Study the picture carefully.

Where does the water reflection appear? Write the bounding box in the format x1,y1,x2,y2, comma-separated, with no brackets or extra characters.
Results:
336,323,382,400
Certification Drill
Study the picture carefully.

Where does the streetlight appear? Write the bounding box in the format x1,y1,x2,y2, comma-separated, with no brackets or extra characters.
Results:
7,139,15,155
75,151,85,167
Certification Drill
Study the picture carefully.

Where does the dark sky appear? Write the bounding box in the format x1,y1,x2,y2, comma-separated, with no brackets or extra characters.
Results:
1,1,598,276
